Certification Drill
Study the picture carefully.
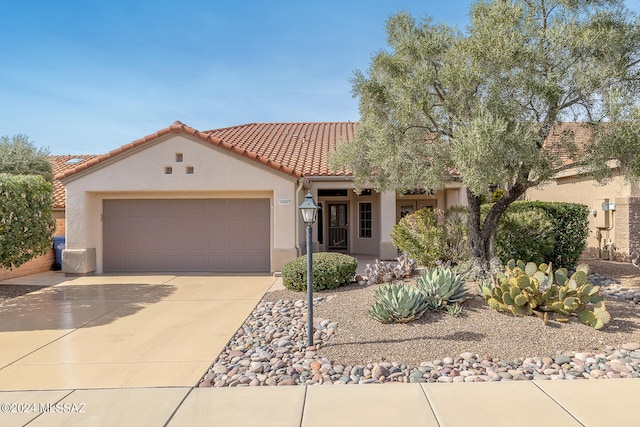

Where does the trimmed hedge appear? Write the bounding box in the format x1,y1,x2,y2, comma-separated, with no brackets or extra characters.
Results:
500,201,589,268
281,252,357,291
491,207,555,265
0,174,56,269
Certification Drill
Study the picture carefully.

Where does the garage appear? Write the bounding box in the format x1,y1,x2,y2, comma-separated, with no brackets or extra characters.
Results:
103,199,270,273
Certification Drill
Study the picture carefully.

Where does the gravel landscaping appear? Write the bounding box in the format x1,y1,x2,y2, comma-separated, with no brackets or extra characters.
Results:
0,284,48,303
201,259,640,386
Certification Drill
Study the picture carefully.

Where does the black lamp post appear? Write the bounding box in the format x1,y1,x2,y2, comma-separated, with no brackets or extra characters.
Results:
299,191,319,347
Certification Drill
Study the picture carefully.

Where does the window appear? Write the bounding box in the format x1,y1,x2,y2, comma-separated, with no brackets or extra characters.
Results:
175,153,183,162
186,166,194,174
165,166,173,174
359,202,372,238
318,189,348,197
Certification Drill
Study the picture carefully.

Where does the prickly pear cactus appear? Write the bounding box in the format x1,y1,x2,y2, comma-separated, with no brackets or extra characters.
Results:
479,259,612,329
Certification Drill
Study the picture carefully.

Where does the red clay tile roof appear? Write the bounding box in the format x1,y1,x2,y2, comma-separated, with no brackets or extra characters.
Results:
55,121,357,182
49,155,100,208
543,122,592,165
205,122,357,176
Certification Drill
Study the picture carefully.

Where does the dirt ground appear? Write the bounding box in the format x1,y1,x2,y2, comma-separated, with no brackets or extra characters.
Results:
584,258,640,289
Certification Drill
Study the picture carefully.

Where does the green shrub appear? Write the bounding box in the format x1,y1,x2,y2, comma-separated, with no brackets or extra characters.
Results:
518,202,589,268
391,208,444,266
479,201,589,268
391,207,469,266
281,252,357,291
391,202,588,269
0,174,56,269
492,208,555,265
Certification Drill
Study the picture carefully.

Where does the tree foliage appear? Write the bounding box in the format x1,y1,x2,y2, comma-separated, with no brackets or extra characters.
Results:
0,134,53,182
0,174,56,269
331,0,640,270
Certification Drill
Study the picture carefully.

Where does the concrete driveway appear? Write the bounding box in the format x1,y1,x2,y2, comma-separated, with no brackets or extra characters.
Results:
0,274,274,391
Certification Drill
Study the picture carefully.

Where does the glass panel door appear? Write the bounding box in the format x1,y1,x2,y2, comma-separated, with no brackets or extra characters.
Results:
328,203,348,251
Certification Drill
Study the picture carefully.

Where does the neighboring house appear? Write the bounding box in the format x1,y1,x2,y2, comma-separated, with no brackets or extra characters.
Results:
56,121,467,275
0,155,98,281
526,123,640,262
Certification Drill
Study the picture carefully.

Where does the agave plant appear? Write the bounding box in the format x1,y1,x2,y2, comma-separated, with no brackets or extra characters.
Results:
446,303,463,317
416,267,470,310
369,283,430,323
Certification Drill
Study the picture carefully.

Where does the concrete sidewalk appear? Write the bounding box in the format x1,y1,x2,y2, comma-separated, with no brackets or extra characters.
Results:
1,380,639,426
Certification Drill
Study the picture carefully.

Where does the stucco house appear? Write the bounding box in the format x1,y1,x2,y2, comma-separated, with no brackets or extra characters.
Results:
55,121,467,275
526,123,640,262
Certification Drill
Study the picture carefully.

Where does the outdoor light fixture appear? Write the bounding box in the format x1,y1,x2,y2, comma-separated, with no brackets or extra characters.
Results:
299,191,319,347
299,192,320,225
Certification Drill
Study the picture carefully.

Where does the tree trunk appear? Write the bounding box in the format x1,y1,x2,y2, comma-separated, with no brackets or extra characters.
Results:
466,182,531,275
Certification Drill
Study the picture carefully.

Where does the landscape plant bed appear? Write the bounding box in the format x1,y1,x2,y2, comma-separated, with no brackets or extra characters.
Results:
266,282,640,366
200,261,640,386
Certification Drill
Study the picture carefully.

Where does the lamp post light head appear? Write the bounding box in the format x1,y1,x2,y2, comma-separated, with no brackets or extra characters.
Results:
299,191,319,225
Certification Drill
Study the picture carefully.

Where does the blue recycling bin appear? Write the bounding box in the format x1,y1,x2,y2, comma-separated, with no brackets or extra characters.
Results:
52,236,65,270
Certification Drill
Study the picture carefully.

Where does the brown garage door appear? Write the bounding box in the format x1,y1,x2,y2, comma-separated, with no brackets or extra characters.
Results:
103,199,270,273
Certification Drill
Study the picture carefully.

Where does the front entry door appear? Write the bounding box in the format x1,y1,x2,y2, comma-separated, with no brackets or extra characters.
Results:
328,203,348,251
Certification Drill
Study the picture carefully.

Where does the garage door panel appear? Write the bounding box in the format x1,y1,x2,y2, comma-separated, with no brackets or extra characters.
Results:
228,255,248,270
208,255,227,270
207,199,228,216
127,218,166,252
228,217,246,234
227,200,248,216
183,218,208,252
207,216,227,228
249,237,269,252
104,199,270,272
187,255,208,270
228,238,247,252
249,256,269,271
249,219,269,234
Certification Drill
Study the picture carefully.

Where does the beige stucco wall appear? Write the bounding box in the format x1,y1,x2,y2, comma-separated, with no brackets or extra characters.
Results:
526,169,639,259
62,135,300,274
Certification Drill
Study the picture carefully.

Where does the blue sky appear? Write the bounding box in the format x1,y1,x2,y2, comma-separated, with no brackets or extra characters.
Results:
1,1,639,154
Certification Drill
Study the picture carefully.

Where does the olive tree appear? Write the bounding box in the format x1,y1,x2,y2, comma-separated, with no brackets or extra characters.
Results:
331,0,640,272
0,134,53,181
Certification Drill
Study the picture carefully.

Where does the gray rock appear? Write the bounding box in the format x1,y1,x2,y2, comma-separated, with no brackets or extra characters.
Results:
250,361,264,373
372,365,391,378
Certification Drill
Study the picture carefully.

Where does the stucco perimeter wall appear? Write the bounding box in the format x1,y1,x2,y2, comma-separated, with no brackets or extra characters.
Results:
62,135,299,274
526,171,636,259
